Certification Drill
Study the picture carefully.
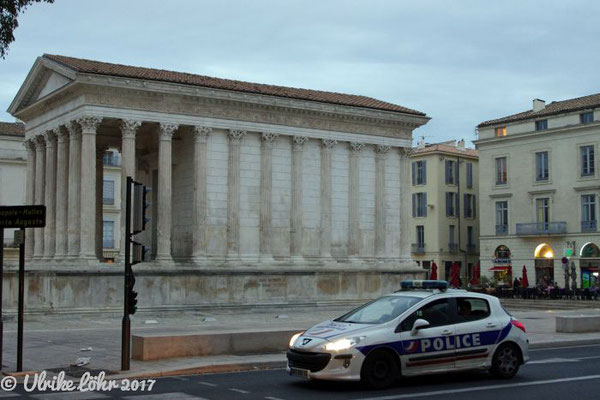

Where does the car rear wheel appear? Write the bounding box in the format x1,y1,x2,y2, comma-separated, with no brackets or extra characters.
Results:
360,349,399,389
490,343,520,379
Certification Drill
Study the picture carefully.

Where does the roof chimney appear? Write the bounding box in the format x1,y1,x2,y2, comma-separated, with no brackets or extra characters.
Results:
417,138,425,149
533,98,545,112
456,139,465,150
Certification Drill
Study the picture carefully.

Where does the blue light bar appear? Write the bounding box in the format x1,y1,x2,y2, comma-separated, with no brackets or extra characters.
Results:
400,280,449,291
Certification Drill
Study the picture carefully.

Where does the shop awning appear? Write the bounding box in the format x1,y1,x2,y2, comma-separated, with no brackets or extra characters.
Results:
583,266,599,272
490,266,511,271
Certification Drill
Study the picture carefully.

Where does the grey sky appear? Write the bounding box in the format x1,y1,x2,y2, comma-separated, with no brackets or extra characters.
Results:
1,0,599,145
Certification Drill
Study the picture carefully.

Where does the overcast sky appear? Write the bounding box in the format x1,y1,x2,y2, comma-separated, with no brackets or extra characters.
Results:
1,0,599,146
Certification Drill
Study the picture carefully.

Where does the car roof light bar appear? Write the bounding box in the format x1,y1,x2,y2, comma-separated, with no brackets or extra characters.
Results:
399,280,449,291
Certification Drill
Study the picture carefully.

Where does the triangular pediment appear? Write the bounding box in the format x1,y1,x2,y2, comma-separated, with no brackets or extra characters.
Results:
7,56,77,116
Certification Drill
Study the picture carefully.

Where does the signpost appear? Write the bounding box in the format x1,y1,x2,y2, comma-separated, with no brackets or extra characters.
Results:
0,205,45,372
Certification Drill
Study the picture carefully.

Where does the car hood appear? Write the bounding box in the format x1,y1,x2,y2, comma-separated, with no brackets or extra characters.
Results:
292,320,374,352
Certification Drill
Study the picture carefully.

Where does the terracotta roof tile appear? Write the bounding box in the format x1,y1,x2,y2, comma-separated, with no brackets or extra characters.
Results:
43,54,426,116
413,143,478,158
478,93,600,128
0,121,25,137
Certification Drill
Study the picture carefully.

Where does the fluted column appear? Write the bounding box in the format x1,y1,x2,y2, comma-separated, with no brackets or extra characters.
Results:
259,132,277,262
79,116,101,260
157,123,177,261
192,126,211,259
120,120,141,259
375,145,390,258
33,136,45,258
290,136,307,261
95,146,106,261
227,129,246,259
54,128,69,258
43,129,57,259
24,139,36,259
399,147,413,259
66,122,81,258
320,139,336,259
348,142,363,258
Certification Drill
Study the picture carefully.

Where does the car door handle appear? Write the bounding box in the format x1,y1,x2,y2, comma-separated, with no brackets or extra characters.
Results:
441,329,453,336
486,323,498,328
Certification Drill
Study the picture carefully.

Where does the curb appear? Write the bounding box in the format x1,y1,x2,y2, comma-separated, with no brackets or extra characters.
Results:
529,338,600,349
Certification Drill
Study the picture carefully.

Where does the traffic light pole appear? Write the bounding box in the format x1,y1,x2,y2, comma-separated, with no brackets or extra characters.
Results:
121,177,132,371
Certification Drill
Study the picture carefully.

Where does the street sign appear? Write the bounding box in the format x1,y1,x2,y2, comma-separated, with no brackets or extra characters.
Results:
0,206,46,228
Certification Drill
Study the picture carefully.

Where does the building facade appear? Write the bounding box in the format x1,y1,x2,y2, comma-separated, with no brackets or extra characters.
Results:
410,140,480,282
476,95,600,288
5,54,429,313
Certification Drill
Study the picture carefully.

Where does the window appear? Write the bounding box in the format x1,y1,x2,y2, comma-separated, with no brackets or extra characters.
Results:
495,126,507,137
445,160,457,185
582,195,597,232
446,192,459,217
449,225,456,244
399,299,451,331
464,194,476,218
412,160,427,185
495,157,507,185
416,226,425,247
535,119,548,131
581,145,595,176
103,151,121,167
412,192,427,217
336,295,421,325
581,112,594,124
535,151,549,181
103,220,114,248
466,162,473,188
536,198,550,226
103,180,115,205
467,226,474,246
496,201,508,235
456,298,490,323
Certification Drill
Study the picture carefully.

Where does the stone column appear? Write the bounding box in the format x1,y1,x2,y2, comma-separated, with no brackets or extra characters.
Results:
43,129,57,259
399,147,413,259
227,129,246,259
375,145,390,258
348,142,363,258
120,120,141,259
192,126,211,259
156,123,178,261
79,116,101,260
95,147,106,261
259,132,277,262
320,139,336,259
66,122,81,258
33,136,45,258
290,136,307,261
54,128,69,258
24,139,36,260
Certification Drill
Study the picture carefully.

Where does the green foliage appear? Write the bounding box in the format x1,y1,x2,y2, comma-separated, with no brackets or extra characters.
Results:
0,0,54,59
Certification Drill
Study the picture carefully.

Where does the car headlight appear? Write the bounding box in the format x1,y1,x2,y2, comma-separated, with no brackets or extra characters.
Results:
289,332,305,347
323,336,365,352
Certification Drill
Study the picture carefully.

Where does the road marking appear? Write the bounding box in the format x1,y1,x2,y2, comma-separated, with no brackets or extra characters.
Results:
360,374,600,400
170,376,188,381
123,393,207,399
528,357,580,364
198,382,217,387
265,397,286,400
229,388,250,394
575,355,600,361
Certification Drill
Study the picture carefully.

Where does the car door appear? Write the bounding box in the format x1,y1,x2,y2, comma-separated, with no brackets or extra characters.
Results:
395,298,456,375
453,296,499,370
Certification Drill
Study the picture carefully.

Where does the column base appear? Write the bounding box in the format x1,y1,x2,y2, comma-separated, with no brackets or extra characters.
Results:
289,256,306,264
258,254,275,264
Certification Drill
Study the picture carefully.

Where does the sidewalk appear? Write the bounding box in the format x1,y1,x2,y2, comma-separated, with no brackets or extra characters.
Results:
2,302,600,379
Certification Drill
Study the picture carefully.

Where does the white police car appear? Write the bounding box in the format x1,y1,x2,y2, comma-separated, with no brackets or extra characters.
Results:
287,280,529,388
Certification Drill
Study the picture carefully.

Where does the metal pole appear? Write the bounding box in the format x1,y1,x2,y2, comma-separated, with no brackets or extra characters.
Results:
0,229,3,370
122,177,132,371
16,228,25,372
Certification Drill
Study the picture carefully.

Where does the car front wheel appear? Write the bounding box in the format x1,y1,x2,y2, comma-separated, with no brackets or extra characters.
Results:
360,349,399,389
490,343,520,379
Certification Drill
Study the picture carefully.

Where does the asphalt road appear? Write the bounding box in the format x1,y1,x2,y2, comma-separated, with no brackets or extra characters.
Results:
7,344,600,399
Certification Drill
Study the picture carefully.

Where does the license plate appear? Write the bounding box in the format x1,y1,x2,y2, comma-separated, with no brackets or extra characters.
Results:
289,367,310,379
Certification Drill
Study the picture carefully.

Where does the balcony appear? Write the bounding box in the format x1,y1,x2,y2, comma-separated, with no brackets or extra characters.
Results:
411,243,426,254
448,243,458,253
582,220,597,232
496,225,508,235
515,222,567,236
466,244,477,254
103,153,121,167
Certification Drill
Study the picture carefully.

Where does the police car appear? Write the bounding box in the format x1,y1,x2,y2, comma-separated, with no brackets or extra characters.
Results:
287,280,529,388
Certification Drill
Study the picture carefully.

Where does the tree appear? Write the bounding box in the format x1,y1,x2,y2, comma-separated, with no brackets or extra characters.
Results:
1,0,54,59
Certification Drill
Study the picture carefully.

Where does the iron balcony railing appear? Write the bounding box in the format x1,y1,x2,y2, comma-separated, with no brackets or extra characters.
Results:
448,243,458,253
411,243,426,254
581,220,597,232
496,224,508,235
515,222,567,236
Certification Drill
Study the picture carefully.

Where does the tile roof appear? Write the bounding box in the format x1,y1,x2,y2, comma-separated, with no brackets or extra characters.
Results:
413,143,478,158
43,54,426,117
0,121,25,137
478,92,600,128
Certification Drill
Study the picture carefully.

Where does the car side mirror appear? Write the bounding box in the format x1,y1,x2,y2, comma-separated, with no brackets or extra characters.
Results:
411,319,430,335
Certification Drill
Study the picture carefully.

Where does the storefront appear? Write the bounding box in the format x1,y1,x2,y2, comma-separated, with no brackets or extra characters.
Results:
580,242,600,289
490,245,512,286
534,243,554,287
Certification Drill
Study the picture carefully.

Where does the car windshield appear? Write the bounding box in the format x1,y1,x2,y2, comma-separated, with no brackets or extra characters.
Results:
334,295,421,324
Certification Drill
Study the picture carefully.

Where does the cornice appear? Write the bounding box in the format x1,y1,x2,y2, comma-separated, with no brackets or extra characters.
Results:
475,121,600,147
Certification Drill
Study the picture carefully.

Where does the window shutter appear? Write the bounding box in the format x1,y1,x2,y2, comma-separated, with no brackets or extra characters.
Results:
473,195,476,217
456,193,460,218
412,194,416,217
412,162,416,185
445,161,450,184
445,192,450,216
423,161,427,185
423,193,427,217
464,194,468,217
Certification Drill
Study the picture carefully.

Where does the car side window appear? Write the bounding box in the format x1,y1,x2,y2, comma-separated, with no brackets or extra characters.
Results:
398,299,451,331
456,297,490,323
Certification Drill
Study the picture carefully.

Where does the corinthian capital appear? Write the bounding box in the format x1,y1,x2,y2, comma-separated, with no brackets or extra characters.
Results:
159,123,178,140
292,135,308,151
34,134,46,149
43,130,57,147
376,145,391,155
121,120,142,139
228,129,247,143
55,127,68,143
24,139,36,152
322,139,337,151
66,121,81,140
349,142,364,153
399,147,414,158
261,132,278,144
77,116,102,133
193,126,212,143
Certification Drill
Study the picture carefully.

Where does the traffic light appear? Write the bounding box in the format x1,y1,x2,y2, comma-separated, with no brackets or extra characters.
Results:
131,240,150,265
132,183,151,234
126,271,137,315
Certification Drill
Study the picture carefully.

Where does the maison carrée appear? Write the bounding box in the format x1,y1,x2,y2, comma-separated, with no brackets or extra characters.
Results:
6,54,430,313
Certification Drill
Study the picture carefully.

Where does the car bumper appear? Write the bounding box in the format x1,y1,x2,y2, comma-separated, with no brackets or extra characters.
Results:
286,348,365,381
